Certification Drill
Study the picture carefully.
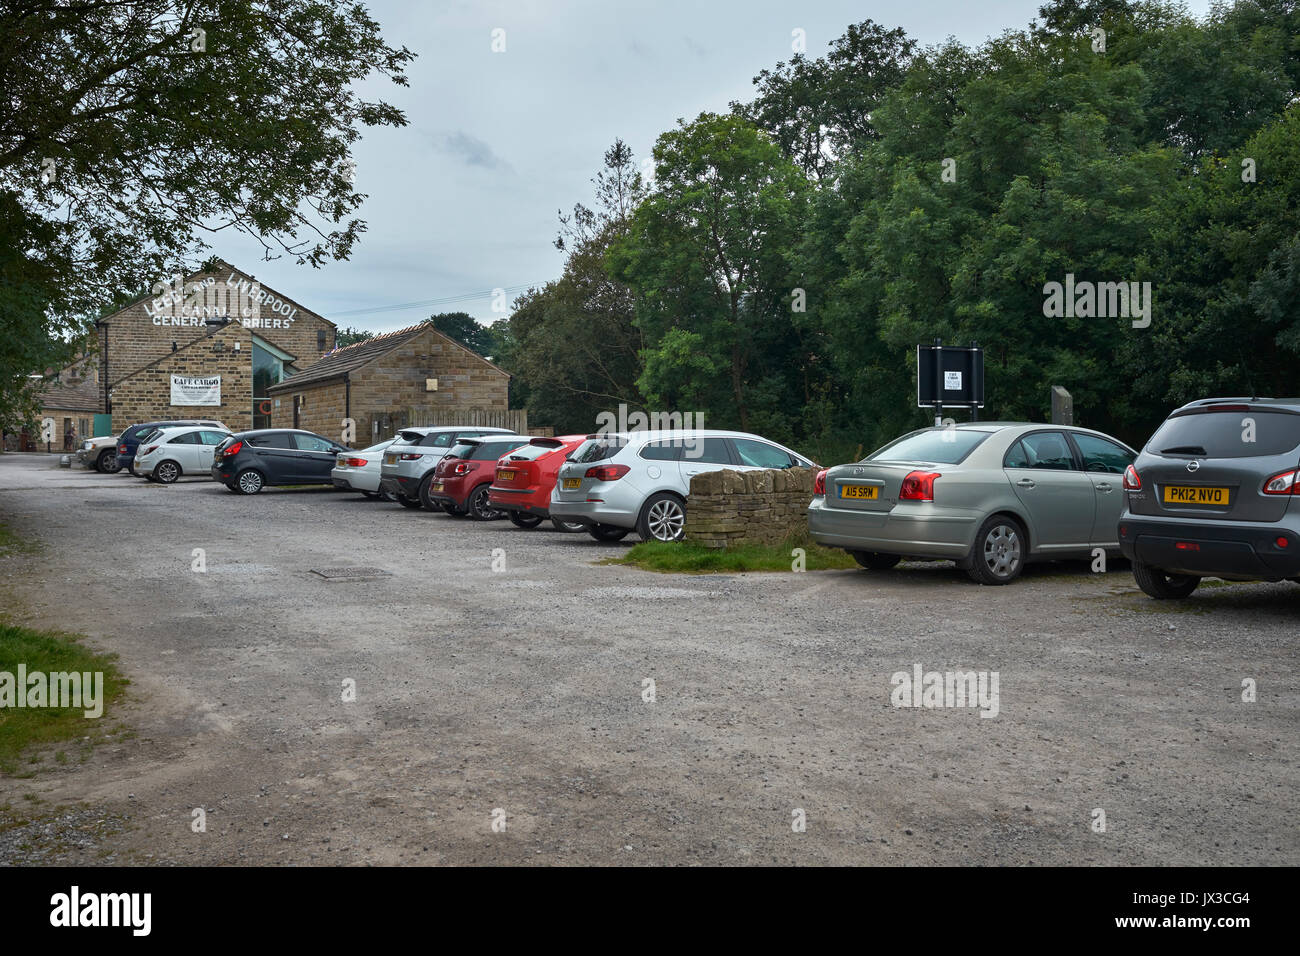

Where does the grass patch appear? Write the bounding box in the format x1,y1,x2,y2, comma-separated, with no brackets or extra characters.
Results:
0,521,37,557
0,622,128,775
609,538,859,574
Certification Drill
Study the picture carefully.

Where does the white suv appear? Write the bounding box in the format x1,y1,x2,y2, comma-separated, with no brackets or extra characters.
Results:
550,429,816,542
378,425,515,510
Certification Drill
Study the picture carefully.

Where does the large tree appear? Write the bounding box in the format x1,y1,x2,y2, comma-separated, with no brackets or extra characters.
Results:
0,0,413,425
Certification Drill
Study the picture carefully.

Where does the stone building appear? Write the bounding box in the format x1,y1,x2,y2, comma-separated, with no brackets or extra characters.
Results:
266,321,520,445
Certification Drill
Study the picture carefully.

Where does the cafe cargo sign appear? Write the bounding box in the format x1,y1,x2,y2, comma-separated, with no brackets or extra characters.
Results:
144,272,300,329
170,375,222,406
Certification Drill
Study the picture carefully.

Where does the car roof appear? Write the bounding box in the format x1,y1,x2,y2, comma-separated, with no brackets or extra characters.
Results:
1174,397,1300,411
581,429,792,442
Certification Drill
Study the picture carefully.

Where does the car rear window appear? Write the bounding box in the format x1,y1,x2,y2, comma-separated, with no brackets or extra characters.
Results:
867,428,991,464
571,436,630,463
503,442,558,462
1147,409,1300,458
468,440,528,461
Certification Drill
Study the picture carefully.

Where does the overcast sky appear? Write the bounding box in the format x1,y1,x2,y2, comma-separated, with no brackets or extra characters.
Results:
209,0,1213,334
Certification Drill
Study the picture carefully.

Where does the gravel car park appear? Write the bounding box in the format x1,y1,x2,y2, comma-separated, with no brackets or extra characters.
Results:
0,452,1294,868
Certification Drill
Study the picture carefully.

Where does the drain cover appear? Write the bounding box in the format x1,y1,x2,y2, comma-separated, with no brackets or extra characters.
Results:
310,566,391,582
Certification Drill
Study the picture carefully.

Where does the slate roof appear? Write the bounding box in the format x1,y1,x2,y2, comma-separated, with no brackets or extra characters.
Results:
37,366,103,413
266,321,509,392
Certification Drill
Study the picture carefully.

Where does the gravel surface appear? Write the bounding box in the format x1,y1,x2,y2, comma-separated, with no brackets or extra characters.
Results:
1,452,1296,866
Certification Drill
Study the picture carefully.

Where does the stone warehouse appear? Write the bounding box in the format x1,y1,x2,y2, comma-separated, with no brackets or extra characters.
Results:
65,259,340,433
266,321,517,444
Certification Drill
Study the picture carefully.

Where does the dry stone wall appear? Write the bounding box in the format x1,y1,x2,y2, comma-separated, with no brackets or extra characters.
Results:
683,467,816,549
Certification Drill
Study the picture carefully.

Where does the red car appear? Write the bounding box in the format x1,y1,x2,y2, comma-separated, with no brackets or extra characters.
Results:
425,435,531,519
489,435,588,531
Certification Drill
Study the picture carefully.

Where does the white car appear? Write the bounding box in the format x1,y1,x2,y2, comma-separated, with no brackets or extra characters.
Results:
134,426,233,483
550,429,818,542
331,439,398,499
79,435,121,473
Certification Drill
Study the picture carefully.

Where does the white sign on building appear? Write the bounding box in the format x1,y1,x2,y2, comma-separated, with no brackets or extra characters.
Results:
171,375,222,406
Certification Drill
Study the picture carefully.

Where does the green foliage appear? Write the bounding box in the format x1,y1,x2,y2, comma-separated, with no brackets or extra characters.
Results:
0,0,413,425
610,538,857,574
335,327,375,349
429,312,495,358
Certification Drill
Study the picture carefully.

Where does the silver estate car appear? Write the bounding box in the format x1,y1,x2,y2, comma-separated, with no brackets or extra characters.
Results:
550,429,817,543
378,425,514,510
808,423,1137,584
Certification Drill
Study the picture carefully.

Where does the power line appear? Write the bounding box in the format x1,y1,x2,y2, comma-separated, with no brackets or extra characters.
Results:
327,281,546,319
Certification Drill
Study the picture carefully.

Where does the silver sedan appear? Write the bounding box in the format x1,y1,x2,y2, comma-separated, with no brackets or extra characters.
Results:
807,423,1136,584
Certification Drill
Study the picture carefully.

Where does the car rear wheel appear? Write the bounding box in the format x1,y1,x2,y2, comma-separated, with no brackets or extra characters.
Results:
396,493,422,509
851,551,902,570
551,518,586,533
235,469,264,495
467,484,501,520
96,450,121,474
967,515,1025,585
417,474,440,511
155,460,181,484
508,512,544,529
638,493,686,542
588,523,630,542
1133,562,1200,599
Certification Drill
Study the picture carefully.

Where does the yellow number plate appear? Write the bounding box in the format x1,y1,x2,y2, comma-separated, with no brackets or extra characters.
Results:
1163,485,1230,505
384,454,396,465
498,470,516,481
840,484,879,500
562,478,581,490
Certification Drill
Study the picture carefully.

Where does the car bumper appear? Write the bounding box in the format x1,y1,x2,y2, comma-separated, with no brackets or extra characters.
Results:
548,496,639,529
489,486,551,516
379,474,422,497
1119,515,1300,580
211,465,234,483
806,498,978,559
332,469,379,493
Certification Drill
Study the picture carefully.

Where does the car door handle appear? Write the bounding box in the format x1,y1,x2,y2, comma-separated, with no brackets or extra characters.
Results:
1095,482,1113,493
1016,478,1036,488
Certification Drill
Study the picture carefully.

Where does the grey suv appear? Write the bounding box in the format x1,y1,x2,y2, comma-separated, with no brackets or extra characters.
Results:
1119,397,1300,598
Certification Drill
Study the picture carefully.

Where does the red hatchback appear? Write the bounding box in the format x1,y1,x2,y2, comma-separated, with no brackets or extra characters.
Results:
426,435,531,519
490,435,588,531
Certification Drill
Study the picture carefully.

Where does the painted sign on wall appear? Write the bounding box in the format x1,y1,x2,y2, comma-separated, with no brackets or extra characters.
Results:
171,375,222,406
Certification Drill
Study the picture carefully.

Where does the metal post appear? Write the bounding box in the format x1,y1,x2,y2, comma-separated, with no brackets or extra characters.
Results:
933,337,944,427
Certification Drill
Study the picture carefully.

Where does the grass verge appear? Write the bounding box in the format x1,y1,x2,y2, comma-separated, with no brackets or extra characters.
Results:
608,537,859,574
0,622,128,775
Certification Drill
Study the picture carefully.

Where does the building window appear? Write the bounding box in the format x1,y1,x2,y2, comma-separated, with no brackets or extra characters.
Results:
252,340,290,429
317,329,327,352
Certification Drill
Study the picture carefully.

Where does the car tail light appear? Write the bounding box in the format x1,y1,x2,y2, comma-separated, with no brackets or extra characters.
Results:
585,464,630,481
813,469,827,496
344,458,368,467
1123,464,1141,491
142,445,159,456
1262,469,1297,495
221,441,242,458
118,444,127,454
1275,536,1290,549
399,453,422,461
453,461,472,475
1175,541,1200,551
898,471,940,501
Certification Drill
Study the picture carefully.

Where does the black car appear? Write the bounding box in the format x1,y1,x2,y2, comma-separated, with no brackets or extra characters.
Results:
211,429,351,495
1119,397,1300,598
116,419,226,473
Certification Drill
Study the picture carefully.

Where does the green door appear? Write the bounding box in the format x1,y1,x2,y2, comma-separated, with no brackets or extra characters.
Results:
93,413,113,438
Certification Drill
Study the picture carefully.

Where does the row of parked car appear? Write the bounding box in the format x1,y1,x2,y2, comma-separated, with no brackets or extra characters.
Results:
75,396,1300,599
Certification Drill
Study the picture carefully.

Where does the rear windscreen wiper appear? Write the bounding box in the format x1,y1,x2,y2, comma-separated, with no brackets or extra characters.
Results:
1161,445,1207,455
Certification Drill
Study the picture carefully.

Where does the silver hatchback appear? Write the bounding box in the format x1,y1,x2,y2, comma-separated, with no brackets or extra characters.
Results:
808,423,1136,584
550,429,816,542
